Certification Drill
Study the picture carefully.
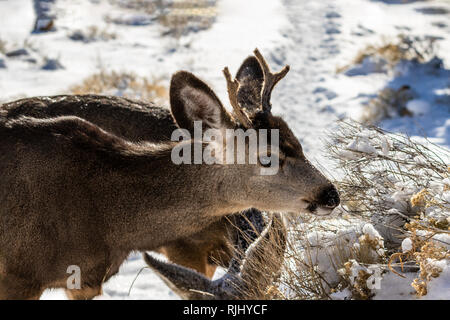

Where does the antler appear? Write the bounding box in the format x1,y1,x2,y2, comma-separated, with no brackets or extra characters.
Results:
143,212,286,300
253,48,290,113
222,67,253,128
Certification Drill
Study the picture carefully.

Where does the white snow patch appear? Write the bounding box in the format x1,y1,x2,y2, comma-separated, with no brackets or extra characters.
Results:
402,238,413,253
406,99,430,116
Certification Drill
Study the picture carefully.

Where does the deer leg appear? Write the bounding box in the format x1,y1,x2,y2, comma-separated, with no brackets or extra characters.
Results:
0,274,43,300
204,263,217,280
161,243,213,278
65,285,102,300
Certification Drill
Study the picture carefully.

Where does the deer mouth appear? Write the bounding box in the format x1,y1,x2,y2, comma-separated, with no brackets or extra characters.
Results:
305,202,335,216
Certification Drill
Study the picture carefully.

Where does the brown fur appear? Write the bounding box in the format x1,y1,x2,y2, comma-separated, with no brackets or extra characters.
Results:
65,286,102,300
0,54,270,281
235,56,264,112
155,221,231,279
0,53,338,299
0,115,231,299
2,94,237,281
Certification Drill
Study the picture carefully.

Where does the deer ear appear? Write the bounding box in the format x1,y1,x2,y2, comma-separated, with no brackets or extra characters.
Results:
236,56,264,112
170,71,232,132
143,253,214,300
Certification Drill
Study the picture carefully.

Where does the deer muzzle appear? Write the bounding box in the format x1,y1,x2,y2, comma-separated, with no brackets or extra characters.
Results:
306,184,340,216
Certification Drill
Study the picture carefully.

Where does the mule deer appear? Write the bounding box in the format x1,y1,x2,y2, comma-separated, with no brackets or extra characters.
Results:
1,54,271,281
0,49,339,299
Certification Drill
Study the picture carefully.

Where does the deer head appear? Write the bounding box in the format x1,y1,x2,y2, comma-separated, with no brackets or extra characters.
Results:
169,49,339,216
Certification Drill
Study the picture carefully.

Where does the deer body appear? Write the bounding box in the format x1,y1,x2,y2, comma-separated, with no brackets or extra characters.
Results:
0,50,339,299
0,116,251,299
1,95,176,143
1,52,282,280
2,94,238,279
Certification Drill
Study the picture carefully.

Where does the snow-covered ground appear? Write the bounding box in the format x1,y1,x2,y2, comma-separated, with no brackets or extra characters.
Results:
0,0,449,299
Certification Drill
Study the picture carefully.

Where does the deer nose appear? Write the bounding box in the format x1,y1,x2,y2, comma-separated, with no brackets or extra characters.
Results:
317,185,340,208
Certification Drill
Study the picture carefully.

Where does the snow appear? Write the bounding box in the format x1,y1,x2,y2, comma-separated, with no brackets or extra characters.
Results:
373,259,450,300
344,55,389,76
41,252,179,300
329,287,351,300
406,99,430,116
346,137,378,155
424,260,450,300
362,223,382,241
0,0,449,300
402,238,413,253
295,222,386,293
0,54,6,68
372,272,417,300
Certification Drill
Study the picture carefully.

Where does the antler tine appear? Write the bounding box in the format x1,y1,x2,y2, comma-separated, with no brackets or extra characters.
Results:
253,48,290,113
222,67,253,128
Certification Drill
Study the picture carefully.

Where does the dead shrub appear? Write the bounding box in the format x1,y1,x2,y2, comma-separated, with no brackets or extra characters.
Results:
159,0,217,38
337,35,443,124
326,120,449,226
69,26,117,43
278,218,386,300
337,34,438,74
109,0,162,13
322,120,448,298
361,85,415,123
226,213,288,300
240,120,448,300
389,221,450,297
70,71,168,104
0,38,6,54
108,0,217,38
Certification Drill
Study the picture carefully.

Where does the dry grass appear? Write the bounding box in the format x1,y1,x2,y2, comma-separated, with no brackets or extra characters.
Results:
336,34,438,74
69,26,117,43
70,71,168,104
361,85,415,123
327,120,449,222
278,218,387,300
219,213,288,300
0,38,7,54
389,221,450,296
109,0,162,13
108,0,217,38
272,120,449,300
324,120,449,298
279,225,335,300
337,35,441,124
159,0,217,38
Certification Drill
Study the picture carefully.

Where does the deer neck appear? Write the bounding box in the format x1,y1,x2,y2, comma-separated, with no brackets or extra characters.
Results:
97,145,250,252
